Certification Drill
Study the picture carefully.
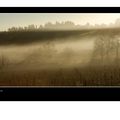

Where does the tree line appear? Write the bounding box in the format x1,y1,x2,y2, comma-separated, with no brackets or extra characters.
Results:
8,21,79,32
7,18,120,32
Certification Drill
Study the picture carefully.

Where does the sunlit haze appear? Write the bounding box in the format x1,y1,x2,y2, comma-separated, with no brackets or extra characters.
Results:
0,13,120,31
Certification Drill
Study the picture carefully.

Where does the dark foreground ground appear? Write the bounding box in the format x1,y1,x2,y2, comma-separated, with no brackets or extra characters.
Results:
0,65,120,86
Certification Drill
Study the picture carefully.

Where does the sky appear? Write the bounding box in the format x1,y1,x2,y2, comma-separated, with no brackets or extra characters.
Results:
0,13,120,31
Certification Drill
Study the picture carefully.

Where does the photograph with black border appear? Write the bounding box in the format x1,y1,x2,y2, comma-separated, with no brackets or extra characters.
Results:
0,7,120,101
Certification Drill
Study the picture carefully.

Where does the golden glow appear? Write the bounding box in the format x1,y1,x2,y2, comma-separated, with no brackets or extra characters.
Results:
0,13,120,31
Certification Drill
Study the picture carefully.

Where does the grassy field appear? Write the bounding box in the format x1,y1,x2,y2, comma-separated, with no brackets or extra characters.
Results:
0,65,120,86
0,28,120,86
0,29,94,45
0,28,119,45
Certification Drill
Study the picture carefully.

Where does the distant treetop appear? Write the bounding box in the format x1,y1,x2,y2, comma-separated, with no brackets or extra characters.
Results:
7,20,120,32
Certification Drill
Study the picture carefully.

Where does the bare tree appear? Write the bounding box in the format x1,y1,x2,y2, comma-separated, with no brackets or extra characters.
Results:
113,35,120,65
91,34,114,65
91,35,106,65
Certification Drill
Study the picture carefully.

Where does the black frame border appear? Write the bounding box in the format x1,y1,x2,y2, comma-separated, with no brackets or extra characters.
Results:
0,7,120,13
0,7,120,101
0,87,120,101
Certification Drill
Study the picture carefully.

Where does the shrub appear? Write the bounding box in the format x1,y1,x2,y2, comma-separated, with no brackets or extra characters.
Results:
0,54,9,70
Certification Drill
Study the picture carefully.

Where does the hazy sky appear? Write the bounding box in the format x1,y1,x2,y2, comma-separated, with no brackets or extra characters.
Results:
0,13,120,31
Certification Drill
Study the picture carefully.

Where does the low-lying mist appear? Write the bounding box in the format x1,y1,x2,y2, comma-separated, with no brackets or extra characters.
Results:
1,29,120,86
0,37,94,71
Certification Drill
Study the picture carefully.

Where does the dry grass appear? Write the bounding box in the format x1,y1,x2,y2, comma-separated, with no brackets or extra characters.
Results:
0,65,120,86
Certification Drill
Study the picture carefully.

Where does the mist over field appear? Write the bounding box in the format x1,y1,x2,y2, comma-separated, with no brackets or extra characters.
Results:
1,13,120,86
0,29,96,70
0,28,120,86
0,35,94,71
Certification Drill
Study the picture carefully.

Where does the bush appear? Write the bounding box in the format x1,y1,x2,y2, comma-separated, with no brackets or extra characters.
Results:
0,54,9,70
